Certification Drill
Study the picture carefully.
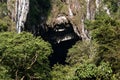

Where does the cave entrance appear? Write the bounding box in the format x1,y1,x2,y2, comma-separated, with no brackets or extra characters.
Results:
23,0,81,66
48,22,80,66
49,38,79,66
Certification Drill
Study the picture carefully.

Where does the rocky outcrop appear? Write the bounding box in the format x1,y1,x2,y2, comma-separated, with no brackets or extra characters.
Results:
7,0,29,33
7,0,115,43
47,0,92,41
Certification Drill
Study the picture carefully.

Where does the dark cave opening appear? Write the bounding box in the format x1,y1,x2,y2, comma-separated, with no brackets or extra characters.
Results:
25,21,80,66
49,38,79,66
48,22,80,66
25,20,80,66
24,0,81,67
24,2,80,66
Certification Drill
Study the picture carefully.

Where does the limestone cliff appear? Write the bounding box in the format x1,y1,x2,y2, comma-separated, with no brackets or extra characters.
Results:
7,0,119,43
7,0,29,33
44,0,98,42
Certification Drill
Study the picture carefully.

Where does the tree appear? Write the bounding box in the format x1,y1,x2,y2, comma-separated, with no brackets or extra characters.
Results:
51,64,76,80
0,32,52,80
75,62,112,80
0,2,15,32
66,41,98,65
0,65,12,80
85,11,120,78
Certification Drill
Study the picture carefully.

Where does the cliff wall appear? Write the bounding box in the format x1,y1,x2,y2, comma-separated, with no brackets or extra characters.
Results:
7,0,120,42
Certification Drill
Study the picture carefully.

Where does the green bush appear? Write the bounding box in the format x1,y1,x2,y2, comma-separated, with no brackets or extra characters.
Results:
0,32,52,80
85,12,120,77
0,65,12,80
51,64,76,80
0,19,8,31
66,41,98,65
0,2,14,32
75,62,112,80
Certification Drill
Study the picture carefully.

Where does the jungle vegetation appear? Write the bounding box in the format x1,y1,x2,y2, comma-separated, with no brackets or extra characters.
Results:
0,0,120,80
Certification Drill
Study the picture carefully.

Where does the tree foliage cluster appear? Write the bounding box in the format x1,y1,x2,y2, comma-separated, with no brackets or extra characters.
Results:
0,1,14,32
51,11,120,80
0,32,52,80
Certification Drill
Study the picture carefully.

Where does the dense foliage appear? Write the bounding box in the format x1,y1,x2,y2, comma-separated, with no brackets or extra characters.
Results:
0,0,120,80
86,12,120,72
51,11,120,80
75,62,112,80
0,32,52,80
0,2,14,32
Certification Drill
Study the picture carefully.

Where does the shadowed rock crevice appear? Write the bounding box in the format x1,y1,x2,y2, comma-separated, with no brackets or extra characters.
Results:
48,22,80,66
24,0,52,34
46,21,80,44
49,38,79,66
23,0,81,66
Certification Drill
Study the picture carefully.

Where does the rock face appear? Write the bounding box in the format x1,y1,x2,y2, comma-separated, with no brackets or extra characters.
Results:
7,0,29,33
7,0,114,43
48,0,95,41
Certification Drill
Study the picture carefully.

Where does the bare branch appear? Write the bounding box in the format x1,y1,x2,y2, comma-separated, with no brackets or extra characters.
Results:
27,53,38,69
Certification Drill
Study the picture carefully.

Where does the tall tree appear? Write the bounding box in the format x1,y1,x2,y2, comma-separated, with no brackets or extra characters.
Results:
0,32,52,80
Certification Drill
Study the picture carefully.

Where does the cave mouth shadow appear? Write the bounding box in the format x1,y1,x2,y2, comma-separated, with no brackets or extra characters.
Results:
24,0,80,67
49,38,79,67
47,21,80,66
24,0,52,33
